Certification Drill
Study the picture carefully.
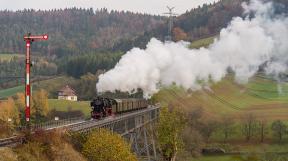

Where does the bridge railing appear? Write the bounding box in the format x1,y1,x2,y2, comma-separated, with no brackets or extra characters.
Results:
69,106,160,134
0,106,160,148
32,117,85,130
13,117,86,131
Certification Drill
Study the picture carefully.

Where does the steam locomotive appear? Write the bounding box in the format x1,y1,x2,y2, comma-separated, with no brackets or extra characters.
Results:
90,97,148,119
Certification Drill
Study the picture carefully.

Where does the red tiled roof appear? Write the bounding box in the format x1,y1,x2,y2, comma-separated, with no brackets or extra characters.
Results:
58,85,77,96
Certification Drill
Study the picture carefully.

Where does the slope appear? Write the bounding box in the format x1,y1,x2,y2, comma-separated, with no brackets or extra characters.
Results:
153,75,288,121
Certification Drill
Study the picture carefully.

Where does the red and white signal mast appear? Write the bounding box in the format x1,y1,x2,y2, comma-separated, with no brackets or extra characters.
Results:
23,33,48,123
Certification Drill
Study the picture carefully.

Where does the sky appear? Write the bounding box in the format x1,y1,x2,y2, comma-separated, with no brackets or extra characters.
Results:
0,0,218,15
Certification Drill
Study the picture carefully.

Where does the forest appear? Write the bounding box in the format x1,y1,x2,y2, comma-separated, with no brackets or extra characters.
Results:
0,0,288,55
0,8,164,55
1,0,288,94
113,0,288,51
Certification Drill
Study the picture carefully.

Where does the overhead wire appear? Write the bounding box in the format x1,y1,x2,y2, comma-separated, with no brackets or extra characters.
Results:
204,90,243,111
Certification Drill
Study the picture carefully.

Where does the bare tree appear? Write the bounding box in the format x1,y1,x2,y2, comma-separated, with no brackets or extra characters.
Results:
181,126,204,158
241,113,258,141
186,107,203,128
258,119,268,143
199,119,219,142
221,115,235,142
271,120,287,142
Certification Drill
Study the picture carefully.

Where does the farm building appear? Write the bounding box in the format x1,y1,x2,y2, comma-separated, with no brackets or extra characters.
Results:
58,85,77,101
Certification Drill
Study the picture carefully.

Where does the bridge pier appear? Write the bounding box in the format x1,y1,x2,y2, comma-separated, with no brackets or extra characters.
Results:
124,112,158,161
127,124,157,161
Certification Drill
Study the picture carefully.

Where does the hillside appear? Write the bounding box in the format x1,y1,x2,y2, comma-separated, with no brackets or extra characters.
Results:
176,0,288,41
153,74,288,121
0,85,24,99
113,0,288,51
0,8,164,56
0,0,287,54
152,34,288,121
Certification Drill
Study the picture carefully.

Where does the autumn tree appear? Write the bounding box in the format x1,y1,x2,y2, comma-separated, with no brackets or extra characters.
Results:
13,92,25,124
14,93,25,112
172,27,188,41
0,98,20,138
16,130,87,161
32,89,50,121
82,129,137,161
0,97,19,125
156,107,186,161
72,73,97,100
69,132,89,152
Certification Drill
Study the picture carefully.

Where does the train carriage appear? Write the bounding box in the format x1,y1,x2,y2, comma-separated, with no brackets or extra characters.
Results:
90,97,148,119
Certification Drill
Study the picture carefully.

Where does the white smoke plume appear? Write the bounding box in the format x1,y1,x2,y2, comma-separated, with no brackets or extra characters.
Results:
96,0,288,98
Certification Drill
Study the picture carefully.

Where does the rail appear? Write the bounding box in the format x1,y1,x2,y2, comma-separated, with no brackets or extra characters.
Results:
0,136,23,147
0,105,160,147
69,106,159,132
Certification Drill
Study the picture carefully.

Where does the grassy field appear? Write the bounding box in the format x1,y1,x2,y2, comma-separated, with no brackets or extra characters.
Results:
0,76,76,99
0,77,90,117
189,36,216,49
0,85,24,99
153,75,288,121
33,76,77,98
0,54,23,61
48,99,90,117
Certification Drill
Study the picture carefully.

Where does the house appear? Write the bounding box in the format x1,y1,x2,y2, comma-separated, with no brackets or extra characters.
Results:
58,85,77,101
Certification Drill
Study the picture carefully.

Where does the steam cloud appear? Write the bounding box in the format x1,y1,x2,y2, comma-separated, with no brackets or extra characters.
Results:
96,0,288,98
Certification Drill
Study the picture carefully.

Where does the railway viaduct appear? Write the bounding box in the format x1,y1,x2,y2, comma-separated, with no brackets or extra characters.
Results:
0,105,160,161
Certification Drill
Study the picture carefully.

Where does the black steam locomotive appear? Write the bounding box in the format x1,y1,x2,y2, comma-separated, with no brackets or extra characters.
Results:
90,97,148,119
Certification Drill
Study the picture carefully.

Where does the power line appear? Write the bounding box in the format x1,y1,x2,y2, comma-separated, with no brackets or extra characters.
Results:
246,90,274,100
204,90,243,111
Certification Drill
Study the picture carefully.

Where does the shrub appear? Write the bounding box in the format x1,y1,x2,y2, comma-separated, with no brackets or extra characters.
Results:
82,129,137,161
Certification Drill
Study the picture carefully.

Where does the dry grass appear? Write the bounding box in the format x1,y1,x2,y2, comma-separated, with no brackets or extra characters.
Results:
0,148,17,161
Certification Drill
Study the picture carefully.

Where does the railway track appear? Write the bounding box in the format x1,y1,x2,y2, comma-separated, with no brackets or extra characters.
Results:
0,118,86,148
0,106,159,148
0,136,24,147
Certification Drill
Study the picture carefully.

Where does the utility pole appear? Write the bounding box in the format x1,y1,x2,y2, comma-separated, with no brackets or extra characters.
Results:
163,6,177,41
23,33,48,124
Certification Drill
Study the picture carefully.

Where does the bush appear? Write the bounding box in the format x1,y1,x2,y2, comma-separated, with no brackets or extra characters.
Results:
15,130,86,161
82,129,137,161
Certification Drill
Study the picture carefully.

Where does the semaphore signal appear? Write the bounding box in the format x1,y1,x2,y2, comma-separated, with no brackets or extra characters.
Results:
23,33,49,123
